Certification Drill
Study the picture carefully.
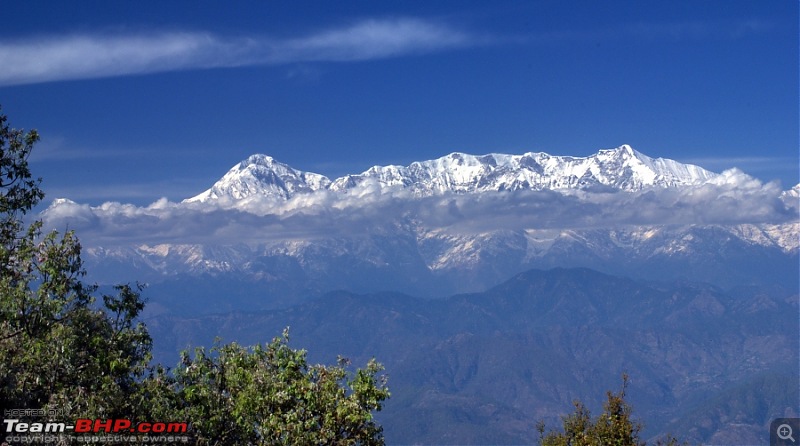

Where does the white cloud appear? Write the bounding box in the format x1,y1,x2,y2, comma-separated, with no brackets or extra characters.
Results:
0,32,238,86
39,170,799,247
273,18,472,63
39,199,98,228
0,18,476,86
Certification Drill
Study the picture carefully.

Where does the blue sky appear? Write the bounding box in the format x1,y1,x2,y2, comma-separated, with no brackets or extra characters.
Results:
0,0,797,206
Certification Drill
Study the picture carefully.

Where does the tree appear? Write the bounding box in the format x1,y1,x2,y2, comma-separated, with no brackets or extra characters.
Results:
536,375,684,446
143,329,390,445
0,106,152,422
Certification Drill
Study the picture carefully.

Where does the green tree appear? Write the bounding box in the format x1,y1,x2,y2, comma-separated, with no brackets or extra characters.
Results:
144,329,390,445
536,375,684,446
0,106,152,422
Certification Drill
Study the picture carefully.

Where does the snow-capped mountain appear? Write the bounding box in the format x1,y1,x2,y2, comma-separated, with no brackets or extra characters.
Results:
54,144,796,313
331,144,717,196
186,145,717,203
187,154,331,202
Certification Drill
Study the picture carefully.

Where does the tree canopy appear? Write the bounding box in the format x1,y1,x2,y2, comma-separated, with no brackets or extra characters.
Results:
143,331,390,445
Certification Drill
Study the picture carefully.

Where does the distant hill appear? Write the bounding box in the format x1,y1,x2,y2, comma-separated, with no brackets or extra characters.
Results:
146,267,799,445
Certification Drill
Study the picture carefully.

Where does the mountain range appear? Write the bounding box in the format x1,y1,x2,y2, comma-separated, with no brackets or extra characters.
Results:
62,145,797,314
41,144,798,444
185,144,718,202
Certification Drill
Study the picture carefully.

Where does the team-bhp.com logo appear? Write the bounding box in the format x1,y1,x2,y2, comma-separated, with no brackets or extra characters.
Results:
3,411,189,444
5,418,187,434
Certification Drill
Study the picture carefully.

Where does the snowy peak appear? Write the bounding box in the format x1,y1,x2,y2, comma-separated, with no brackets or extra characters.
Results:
330,145,717,195
587,145,717,190
187,145,719,202
185,154,331,203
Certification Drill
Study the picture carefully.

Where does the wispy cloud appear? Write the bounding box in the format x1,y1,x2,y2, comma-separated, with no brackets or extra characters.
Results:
0,32,242,86
40,169,798,247
272,18,472,62
0,18,476,86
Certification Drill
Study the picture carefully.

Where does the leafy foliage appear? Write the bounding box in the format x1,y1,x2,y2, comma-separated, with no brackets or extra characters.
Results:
536,375,685,446
144,329,390,445
0,106,153,421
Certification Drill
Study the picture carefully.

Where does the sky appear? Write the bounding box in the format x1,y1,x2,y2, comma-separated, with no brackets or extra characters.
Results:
0,0,797,207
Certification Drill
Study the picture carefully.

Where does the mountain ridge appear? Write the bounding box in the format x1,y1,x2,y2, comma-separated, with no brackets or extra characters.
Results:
41,143,797,314
145,266,799,445
188,154,332,202
185,144,719,203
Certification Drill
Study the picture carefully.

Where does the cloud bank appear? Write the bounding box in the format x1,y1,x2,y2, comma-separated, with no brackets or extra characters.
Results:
0,18,475,86
40,169,799,247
